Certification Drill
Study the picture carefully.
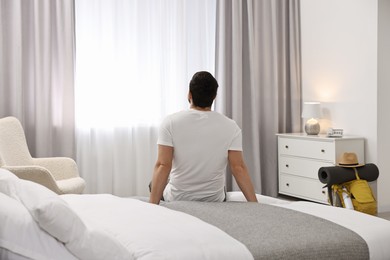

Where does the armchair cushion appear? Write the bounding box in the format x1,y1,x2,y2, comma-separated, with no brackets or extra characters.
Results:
2,165,85,195
57,177,86,195
32,157,79,180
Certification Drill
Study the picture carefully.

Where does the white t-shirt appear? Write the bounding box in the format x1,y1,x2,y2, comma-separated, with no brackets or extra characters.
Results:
157,109,242,202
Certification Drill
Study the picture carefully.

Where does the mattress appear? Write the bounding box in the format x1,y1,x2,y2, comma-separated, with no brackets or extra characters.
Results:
2,169,390,260
63,193,390,260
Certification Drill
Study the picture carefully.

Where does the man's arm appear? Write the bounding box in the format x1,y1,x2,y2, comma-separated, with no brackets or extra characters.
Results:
149,145,173,204
228,150,258,202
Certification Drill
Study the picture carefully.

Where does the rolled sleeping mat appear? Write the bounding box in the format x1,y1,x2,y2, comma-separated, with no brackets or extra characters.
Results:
318,163,379,187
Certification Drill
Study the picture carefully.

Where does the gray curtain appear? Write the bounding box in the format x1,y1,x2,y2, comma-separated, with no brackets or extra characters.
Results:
0,0,301,197
215,0,302,197
0,0,76,158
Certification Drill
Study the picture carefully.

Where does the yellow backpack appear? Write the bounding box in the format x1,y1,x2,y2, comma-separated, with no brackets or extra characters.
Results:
331,168,377,216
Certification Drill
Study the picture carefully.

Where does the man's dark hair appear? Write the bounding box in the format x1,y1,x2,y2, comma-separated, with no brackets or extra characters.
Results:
189,71,219,108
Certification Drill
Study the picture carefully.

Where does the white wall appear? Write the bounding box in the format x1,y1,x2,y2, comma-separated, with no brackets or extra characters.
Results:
378,0,390,212
301,0,390,212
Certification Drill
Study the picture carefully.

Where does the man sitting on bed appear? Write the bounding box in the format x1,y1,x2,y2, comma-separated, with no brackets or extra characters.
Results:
149,71,258,204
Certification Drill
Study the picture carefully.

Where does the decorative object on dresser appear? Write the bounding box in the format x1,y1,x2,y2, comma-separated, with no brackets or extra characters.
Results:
301,102,322,135
327,128,344,137
276,133,364,204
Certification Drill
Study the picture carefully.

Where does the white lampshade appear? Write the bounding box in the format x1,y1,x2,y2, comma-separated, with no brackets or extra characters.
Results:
302,102,322,119
302,102,321,135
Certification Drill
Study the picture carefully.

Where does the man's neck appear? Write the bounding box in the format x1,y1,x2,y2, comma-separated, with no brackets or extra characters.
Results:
190,105,212,111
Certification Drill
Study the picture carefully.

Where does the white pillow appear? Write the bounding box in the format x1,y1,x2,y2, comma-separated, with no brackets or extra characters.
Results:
0,168,19,195
0,169,131,260
18,180,86,243
0,192,77,260
0,168,18,180
0,170,85,243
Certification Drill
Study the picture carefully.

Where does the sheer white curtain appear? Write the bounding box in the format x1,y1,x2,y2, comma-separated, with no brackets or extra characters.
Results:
0,0,76,158
215,0,302,197
75,0,216,196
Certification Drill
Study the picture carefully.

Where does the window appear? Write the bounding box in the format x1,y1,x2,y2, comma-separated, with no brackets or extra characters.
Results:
75,0,216,128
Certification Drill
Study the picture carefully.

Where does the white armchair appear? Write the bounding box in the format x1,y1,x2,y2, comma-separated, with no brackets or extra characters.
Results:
0,116,85,194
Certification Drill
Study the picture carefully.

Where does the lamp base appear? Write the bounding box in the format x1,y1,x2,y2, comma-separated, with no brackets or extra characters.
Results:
305,122,320,135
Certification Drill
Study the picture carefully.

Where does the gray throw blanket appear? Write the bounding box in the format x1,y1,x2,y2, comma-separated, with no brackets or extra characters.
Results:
161,201,369,260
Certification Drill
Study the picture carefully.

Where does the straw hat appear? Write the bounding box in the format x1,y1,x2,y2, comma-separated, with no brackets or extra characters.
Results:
338,152,364,168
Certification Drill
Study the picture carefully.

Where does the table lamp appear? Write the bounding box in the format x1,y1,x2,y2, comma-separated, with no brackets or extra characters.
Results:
302,102,321,135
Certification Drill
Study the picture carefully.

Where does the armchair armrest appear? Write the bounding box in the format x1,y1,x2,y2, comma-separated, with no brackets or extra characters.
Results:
32,157,79,180
2,165,62,194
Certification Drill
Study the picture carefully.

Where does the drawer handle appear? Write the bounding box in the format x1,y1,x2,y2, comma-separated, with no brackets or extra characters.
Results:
321,149,325,153
286,183,290,187
285,145,289,149
322,191,326,194
285,164,289,168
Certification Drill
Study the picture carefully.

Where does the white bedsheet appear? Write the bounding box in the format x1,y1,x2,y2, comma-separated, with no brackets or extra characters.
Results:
227,191,390,260
62,194,254,260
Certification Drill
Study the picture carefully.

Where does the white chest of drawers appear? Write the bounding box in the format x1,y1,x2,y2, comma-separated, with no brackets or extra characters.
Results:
276,133,365,204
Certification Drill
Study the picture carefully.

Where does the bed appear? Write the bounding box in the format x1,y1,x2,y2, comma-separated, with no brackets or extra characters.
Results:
1,168,390,260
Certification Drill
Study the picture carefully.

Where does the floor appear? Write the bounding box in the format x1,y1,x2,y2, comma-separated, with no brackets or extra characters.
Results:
377,211,390,221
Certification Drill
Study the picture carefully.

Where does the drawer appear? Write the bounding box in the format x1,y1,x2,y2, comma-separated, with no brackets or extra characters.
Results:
278,137,335,162
278,156,334,179
279,174,328,204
